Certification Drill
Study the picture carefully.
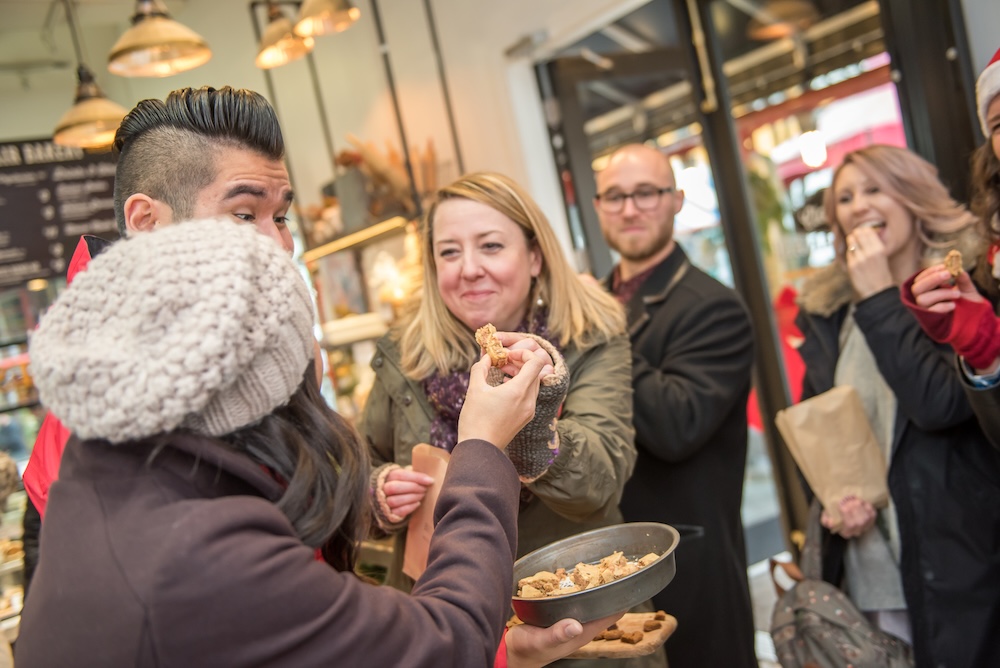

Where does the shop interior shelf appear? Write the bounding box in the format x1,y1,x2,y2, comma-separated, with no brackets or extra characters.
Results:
0,560,21,578
0,400,39,416
301,216,408,265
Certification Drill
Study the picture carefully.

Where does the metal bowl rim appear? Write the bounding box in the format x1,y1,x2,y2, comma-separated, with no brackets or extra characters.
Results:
511,522,680,602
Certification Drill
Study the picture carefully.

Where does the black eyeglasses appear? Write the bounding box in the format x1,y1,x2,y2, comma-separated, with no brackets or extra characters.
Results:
595,186,675,214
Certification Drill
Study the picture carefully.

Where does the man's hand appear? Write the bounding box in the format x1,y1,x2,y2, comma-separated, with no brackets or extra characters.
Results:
505,613,625,668
381,467,434,520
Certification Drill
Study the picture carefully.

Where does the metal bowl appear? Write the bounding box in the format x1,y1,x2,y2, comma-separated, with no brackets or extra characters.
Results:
511,522,679,626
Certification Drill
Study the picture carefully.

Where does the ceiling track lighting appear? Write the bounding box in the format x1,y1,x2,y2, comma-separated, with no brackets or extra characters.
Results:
53,0,128,150
108,0,212,77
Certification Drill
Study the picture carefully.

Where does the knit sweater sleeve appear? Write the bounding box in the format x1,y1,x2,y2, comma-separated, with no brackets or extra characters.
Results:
527,333,637,520
154,439,519,668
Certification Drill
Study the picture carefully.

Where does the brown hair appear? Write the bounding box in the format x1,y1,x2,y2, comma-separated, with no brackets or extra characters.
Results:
396,172,625,379
824,145,982,265
220,362,370,571
112,86,285,237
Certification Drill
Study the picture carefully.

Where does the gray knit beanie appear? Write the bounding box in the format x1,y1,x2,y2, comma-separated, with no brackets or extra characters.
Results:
30,217,315,444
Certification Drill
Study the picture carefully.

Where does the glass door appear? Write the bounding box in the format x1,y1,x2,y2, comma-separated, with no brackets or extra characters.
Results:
535,0,788,566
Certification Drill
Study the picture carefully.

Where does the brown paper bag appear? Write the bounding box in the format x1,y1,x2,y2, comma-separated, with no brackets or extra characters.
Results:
775,386,889,530
402,444,450,580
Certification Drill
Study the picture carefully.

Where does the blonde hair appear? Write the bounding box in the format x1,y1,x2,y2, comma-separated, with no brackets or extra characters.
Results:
396,172,626,379
824,145,982,266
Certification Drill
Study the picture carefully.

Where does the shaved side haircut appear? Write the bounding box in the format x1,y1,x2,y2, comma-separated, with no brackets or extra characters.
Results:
112,86,285,236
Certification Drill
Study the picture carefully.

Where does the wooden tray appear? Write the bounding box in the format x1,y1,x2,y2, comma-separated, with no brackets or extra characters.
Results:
567,612,677,659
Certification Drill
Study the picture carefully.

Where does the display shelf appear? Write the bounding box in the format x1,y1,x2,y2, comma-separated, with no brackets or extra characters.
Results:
0,560,21,578
301,216,408,265
0,400,39,416
321,313,389,349
0,613,17,645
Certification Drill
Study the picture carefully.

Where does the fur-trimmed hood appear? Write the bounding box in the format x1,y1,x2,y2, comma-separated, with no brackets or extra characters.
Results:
797,262,854,318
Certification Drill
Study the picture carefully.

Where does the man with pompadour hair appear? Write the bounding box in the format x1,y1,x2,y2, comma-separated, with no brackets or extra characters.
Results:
22,86,298,594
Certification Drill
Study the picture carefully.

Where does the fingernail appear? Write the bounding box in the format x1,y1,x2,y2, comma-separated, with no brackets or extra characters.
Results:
565,622,582,639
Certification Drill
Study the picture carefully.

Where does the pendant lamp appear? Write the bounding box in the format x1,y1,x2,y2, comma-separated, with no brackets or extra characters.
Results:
747,0,820,41
54,66,129,149
256,2,315,69
53,0,127,150
294,0,361,38
108,0,212,77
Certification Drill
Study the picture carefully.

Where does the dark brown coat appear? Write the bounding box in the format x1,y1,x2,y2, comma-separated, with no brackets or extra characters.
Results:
16,433,520,667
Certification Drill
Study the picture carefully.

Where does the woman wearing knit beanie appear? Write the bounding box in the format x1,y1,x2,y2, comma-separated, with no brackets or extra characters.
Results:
904,45,1000,448
14,218,606,668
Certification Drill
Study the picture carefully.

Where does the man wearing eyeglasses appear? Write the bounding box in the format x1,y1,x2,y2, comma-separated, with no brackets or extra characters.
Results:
594,143,757,668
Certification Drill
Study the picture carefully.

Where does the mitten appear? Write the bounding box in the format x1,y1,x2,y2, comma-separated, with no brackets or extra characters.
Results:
901,276,1000,369
369,463,408,532
488,334,569,483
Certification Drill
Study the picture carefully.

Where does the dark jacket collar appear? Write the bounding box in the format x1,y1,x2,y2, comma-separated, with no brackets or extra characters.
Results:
63,431,286,503
606,244,690,336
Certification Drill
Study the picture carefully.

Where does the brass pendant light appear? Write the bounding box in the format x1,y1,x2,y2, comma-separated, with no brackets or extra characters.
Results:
747,0,820,41
53,0,127,150
293,0,361,38
108,0,212,77
54,66,129,149
256,2,315,70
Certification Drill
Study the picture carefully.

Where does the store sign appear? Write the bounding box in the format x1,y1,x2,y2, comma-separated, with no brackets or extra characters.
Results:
0,139,118,287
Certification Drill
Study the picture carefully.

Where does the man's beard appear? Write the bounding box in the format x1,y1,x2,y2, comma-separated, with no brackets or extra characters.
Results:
609,223,673,263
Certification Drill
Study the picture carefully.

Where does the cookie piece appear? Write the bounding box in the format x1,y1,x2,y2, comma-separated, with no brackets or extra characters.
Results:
643,620,662,631
945,249,963,278
475,323,508,367
621,631,644,644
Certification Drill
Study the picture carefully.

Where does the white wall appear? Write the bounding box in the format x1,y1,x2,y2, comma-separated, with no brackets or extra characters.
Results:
961,0,1000,73
0,0,636,266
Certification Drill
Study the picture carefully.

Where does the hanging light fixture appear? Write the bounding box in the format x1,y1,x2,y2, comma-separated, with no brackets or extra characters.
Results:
256,2,315,69
53,0,128,150
107,0,212,77
747,0,819,41
293,0,360,38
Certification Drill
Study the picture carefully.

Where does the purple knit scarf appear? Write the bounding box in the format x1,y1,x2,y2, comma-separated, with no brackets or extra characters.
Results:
423,309,558,452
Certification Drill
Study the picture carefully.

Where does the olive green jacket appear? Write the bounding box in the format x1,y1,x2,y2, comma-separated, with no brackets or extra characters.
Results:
358,333,636,589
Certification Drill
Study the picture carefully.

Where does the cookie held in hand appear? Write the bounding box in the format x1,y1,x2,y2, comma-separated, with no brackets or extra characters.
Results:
475,323,509,368
945,249,963,278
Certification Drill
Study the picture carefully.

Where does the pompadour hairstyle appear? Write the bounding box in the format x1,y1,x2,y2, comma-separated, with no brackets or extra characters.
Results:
112,86,285,236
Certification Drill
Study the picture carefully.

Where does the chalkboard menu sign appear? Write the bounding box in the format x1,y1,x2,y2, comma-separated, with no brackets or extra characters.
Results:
0,138,119,288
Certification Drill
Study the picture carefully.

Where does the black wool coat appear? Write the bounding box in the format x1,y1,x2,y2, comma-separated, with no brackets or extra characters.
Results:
608,245,758,668
796,270,1000,668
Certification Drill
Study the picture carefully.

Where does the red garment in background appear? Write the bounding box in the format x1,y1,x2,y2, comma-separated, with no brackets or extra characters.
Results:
22,237,100,517
747,285,806,431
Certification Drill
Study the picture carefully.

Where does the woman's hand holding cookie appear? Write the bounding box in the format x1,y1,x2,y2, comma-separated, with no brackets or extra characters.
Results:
910,263,984,313
458,350,546,449
496,332,555,379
